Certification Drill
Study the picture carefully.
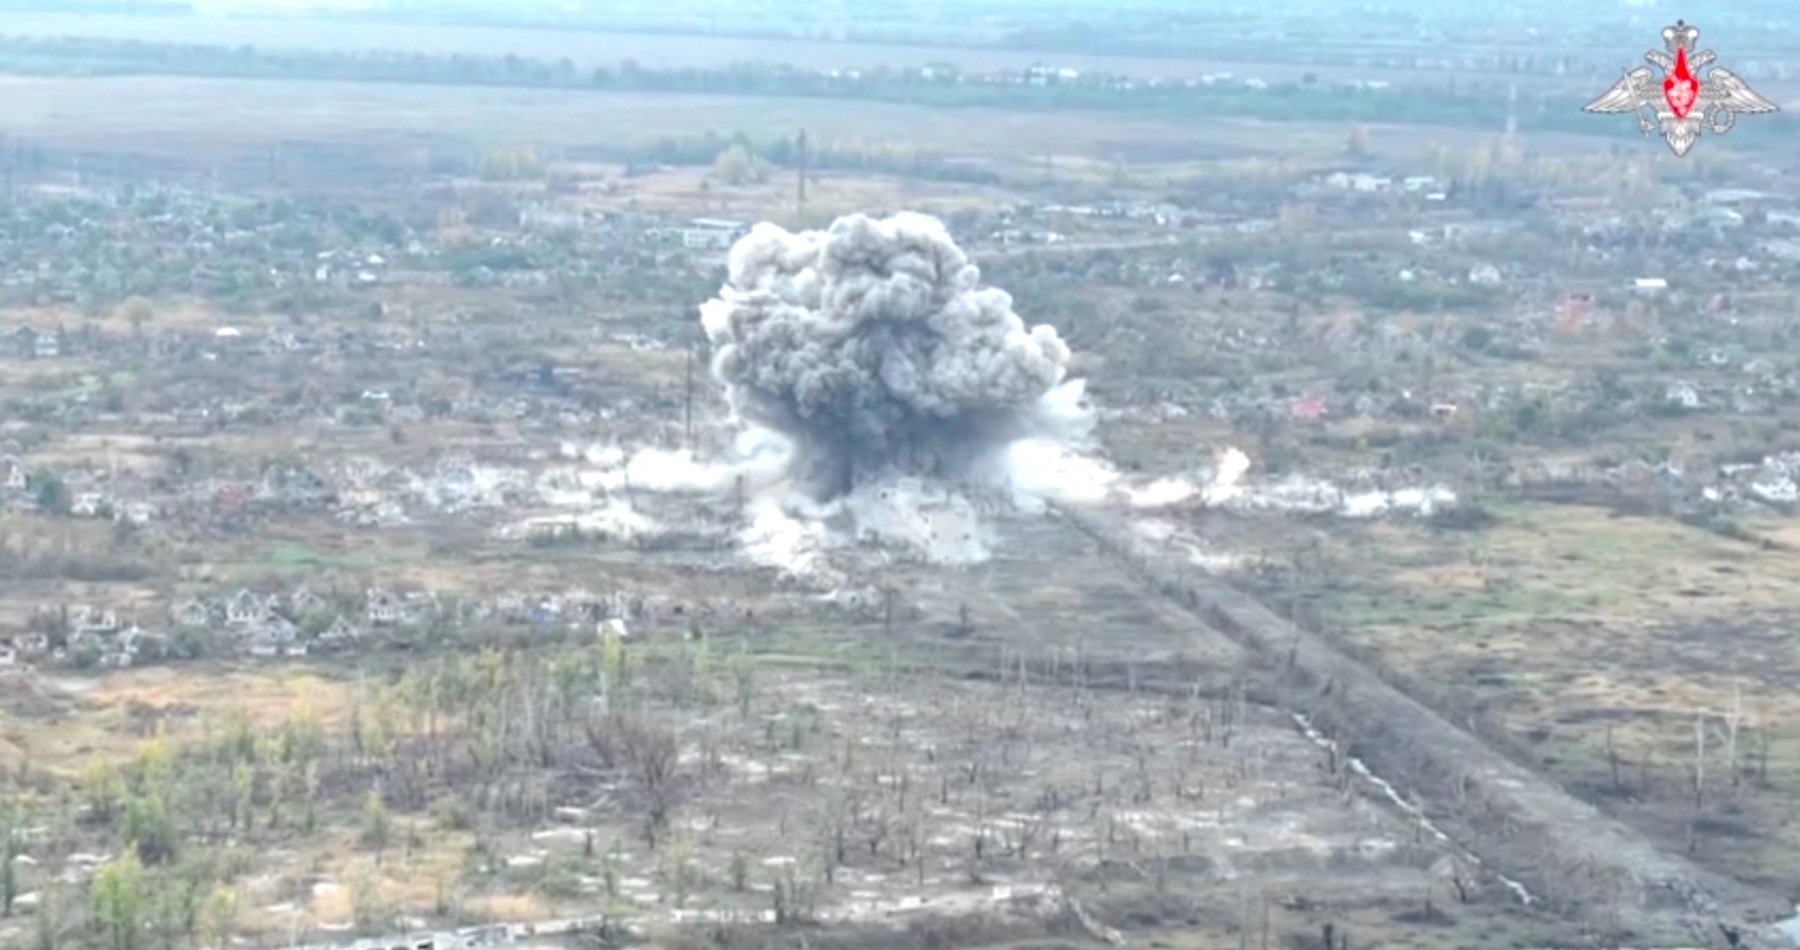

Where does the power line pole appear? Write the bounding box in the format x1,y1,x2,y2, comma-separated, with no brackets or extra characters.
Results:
683,344,695,451
796,128,808,214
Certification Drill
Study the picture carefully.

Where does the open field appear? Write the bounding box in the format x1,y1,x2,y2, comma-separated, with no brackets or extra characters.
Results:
0,74,1638,193
557,165,1028,225
0,13,1598,91
0,74,1273,157
1265,501,1800,894
8,12,1798,102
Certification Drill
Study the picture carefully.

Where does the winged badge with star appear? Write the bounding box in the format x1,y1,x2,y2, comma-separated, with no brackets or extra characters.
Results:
1584,20,1778,157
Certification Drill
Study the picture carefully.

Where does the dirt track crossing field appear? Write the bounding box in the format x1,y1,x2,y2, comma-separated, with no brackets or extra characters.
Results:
1048,504,1795,950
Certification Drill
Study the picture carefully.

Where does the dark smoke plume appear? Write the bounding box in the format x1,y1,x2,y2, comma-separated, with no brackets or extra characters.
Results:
700,212,1086,500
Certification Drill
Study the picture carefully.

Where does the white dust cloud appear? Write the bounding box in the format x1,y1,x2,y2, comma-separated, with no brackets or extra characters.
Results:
515,213,1454,584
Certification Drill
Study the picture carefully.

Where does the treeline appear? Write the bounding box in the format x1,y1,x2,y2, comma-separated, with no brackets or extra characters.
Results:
475,132,1000,187
639,130,1001,185
4,34,1790,144
994,22,1800,62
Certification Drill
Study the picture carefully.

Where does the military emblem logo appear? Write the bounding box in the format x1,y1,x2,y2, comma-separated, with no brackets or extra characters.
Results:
1584,20,1777,157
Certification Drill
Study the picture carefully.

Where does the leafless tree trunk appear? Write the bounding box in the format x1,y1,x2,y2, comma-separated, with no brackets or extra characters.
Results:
1691,714,1708,811
619,714,679,847
1714,688,1743,794
1605,723,1623,792
1237,885,1251,950
1751,724,1772,786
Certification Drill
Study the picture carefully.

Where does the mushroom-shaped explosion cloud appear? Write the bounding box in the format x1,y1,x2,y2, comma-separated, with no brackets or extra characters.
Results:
700,212,1087,500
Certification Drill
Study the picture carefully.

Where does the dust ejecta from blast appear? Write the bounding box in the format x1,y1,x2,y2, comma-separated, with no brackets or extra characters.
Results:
699,212,1091,501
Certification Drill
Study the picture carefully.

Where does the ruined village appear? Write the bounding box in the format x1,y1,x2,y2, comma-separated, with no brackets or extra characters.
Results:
2,5,1800,950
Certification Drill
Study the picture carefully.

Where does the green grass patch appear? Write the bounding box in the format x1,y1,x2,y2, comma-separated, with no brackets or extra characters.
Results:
257,541,414,571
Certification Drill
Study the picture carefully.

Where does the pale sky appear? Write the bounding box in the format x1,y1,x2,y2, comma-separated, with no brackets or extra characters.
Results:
189,0,379,12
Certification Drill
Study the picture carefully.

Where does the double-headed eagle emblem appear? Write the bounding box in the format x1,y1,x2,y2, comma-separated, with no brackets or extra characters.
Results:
1584,20,1777,157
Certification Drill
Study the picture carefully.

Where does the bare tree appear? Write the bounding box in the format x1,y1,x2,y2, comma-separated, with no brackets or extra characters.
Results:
1690,713,1708,812
1750,724,1773,787
1713,688,1744,795
1604,723,1625,794
618,714,680,847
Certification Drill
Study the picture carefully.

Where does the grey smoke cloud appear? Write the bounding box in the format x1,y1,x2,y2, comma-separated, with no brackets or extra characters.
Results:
699,212,1087,500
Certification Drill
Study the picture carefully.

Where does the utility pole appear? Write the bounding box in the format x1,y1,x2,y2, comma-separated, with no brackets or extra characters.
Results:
796,128,808,214
683,344,695,451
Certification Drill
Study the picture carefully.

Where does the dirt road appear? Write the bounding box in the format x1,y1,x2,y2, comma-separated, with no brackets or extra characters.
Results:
1051,503,1796,950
